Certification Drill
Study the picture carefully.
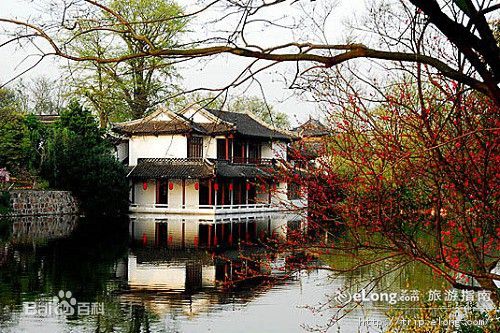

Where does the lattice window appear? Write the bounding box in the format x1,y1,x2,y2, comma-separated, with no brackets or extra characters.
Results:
187,136,203,158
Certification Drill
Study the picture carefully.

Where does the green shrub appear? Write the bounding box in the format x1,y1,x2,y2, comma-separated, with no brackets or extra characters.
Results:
0,191,10,215
42,101,129,216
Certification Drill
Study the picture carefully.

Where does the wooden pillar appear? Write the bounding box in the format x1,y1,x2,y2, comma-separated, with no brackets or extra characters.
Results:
155,180,160,204
245,180,249,205
208,179,213,206
208,224,212,248
221,181,225,206
214,181,218,206
268,181,272,204
225,137,229,160
230,137,234,162
231,181,234,206
245,141,249,162
239,181,242,204
182,179,186,208
182,221,185,248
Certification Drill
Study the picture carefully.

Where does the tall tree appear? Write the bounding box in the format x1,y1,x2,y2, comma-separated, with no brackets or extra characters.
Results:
0,88,30,173
16,77,67,115
67,0,186,126
42,101,129,215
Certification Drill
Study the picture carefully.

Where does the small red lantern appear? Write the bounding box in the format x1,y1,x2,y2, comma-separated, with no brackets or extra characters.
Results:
229,183,234,191
169,182,174,190
260,184,266,192
246,183,251,191
214,183,219,191
194,182,199,190
142,181,148,190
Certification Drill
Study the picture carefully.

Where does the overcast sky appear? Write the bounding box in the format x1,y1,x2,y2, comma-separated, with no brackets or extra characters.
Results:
0,0,367,126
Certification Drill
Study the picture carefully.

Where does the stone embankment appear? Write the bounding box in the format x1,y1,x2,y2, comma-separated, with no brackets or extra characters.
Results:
5,190,79,216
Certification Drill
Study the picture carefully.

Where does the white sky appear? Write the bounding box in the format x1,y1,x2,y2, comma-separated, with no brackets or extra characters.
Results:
0,0,367,126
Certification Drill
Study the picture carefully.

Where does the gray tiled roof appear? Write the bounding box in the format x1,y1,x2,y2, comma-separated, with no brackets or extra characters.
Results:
114,120,192,135
214,160,274,178
292,118,329,137
206,109,294,141
128,158,214,179
127,158,277,179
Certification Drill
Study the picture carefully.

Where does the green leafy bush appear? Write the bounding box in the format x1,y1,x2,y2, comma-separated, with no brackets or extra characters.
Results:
0,191,10,215
42,101,129,216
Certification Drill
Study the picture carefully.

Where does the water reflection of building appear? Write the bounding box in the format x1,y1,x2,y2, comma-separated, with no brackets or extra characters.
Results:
129,214,295,250
119,214,305,316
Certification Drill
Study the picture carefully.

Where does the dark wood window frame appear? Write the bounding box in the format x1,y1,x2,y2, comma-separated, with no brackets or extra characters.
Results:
188,136,203,158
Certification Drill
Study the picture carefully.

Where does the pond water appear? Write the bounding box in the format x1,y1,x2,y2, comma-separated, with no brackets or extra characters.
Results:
0,214,485,332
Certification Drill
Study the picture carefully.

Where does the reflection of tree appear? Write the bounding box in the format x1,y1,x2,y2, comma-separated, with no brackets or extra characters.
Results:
129,305,151,333
324,252,444,296
0,216,129,308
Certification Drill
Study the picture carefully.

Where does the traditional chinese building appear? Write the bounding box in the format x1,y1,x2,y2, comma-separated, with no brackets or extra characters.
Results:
113,106,307,215
290,116,330,162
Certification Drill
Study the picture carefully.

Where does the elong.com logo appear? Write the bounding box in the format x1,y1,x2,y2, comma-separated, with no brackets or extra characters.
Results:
334,289,419,305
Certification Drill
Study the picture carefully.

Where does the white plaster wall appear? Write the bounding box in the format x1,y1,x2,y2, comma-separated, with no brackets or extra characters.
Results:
203,136,221,159
271,181,288,205
256,186,269,204
291,198,308,209
129,135,187,165
269,216,287,239
260,141,273,159
133,180,156,205
185,179,199,208
272,141,287,160
155,113,173,121
182,107,212,123
116,141,129,162
168,180,183,208
291,186,308,209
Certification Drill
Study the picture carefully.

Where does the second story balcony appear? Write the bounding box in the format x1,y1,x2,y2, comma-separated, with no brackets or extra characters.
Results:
222,156,278,165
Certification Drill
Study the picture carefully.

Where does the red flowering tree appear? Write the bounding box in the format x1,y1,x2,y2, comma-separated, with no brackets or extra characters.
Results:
288,75,499,305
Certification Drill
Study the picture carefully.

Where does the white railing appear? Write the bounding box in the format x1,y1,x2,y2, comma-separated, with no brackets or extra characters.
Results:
130,203,170,208
130,203,273,211
214,203,271,210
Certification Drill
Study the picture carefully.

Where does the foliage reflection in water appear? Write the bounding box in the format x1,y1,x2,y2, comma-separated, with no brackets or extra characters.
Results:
0,213,476,333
